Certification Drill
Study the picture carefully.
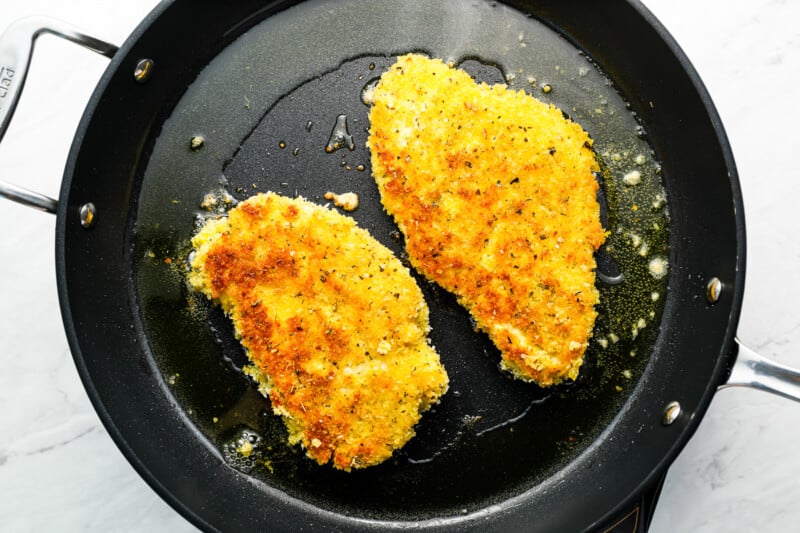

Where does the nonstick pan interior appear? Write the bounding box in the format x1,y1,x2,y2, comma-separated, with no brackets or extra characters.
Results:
133,0,668,519
57,0,743,530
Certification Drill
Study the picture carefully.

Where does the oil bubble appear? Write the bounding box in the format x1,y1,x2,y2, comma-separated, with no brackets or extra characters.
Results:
221,426,264,473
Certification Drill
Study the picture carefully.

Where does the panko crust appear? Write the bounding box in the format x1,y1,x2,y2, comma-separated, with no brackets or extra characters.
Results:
189,192,448,470
367,54,605,386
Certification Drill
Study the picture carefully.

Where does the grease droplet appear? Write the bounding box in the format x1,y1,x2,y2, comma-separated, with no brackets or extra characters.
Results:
325,114,355,153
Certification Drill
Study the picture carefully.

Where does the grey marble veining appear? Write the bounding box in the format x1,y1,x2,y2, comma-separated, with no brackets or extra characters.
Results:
0,1,797,531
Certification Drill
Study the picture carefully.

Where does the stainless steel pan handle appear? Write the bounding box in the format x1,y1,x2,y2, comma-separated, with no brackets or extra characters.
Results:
0,16,117,213
0,179,57,213
721,341,800,402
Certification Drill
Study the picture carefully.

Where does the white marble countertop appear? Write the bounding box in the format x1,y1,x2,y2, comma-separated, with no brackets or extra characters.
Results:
1,1,798,531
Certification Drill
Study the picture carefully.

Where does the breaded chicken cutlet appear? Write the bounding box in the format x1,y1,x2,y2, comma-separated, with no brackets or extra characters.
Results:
367,54,605,386
189,192,448,471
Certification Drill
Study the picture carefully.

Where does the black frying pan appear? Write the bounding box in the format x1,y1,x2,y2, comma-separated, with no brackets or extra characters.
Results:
2,1,798,531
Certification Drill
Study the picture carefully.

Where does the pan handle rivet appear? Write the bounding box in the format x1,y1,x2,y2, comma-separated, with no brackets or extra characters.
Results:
706,277,722,304
79,203,96,229
662,401,681,425
134,58,154,83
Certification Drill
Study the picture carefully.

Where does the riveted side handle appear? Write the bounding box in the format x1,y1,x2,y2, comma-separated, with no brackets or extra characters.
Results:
720,341,800,403
0,16,118,213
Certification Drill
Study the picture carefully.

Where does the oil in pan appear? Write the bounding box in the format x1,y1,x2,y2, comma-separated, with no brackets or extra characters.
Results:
132,0,669,520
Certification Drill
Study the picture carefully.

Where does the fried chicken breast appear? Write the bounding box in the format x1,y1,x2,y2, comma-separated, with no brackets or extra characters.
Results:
367,54,605,386
189,192,448,470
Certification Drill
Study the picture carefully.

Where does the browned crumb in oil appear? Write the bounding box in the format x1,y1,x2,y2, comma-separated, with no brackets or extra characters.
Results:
324,191,359,211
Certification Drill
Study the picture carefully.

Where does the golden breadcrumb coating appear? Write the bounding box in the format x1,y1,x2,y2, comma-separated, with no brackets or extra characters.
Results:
189,192,448,471
367,54,605,386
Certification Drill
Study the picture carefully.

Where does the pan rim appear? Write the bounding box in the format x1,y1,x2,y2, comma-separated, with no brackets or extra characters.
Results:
53,2,216,530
